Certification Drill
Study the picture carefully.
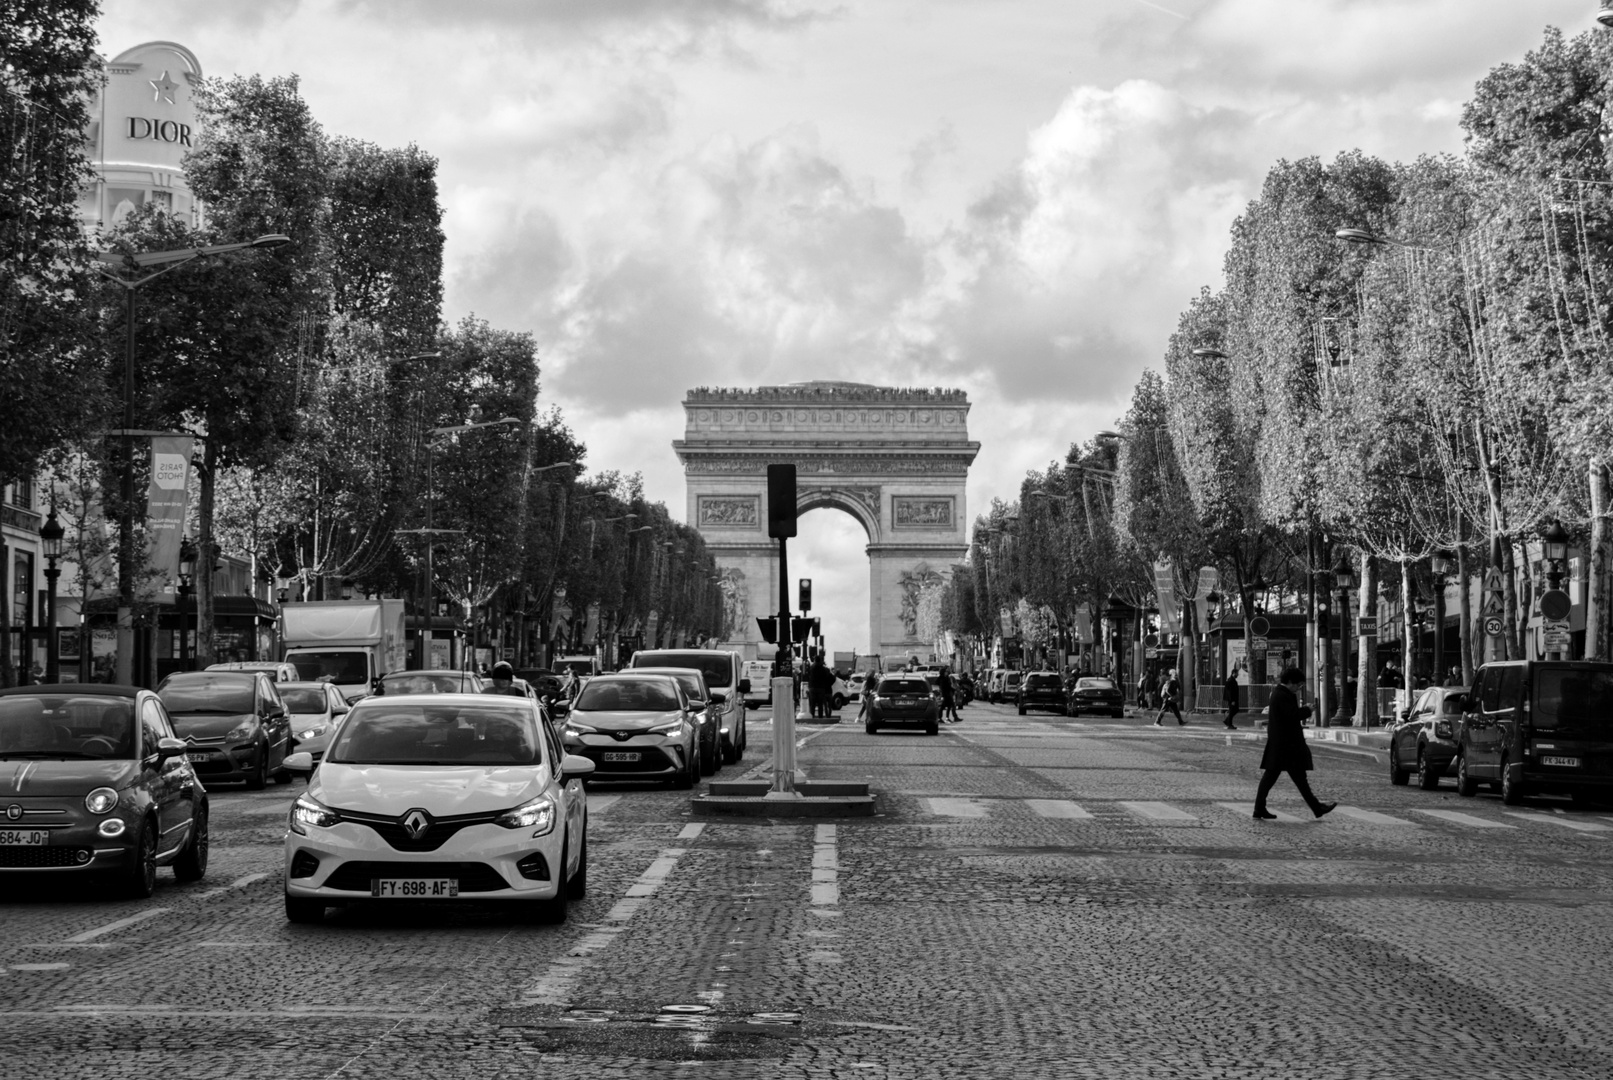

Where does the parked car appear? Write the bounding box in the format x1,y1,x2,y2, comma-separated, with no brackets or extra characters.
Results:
846,672,868,704
157,670,292,789
1017,672,1067,715
864,674,939,735
0,684,210,897
278,680,351,763
374,670,485,696
986,669,1008,702
629,666,722,776
1000,671,1024,704
559,673,701,788
1067,676,1125,718
627,649,749,764
1455,660,1613,805
1386,684,1468,790
205,661,300,683
280,693,591,924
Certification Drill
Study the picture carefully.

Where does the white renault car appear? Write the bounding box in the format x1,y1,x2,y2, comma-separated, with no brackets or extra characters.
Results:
281,693,592,924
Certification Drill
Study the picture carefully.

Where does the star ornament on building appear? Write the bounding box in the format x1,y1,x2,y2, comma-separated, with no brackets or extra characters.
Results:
150,71,179,104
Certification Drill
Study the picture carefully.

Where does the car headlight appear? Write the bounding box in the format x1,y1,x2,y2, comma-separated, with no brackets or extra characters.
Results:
289,794,340,834
85,787,119,815
649,719,684,736
227,720,260,743
296,725,327,741
565,719,598,735
495,795,556,835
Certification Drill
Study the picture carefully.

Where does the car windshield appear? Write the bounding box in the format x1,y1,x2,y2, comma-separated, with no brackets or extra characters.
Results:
326,702,541,766
0,695,136,758
879,679,929,695
288,652,370,684
575,678,681,712
632,651,732,689
158,674,255,714
1076,678,1115,690
280,687,330,714
1534,670,1613,733
381,672,477,695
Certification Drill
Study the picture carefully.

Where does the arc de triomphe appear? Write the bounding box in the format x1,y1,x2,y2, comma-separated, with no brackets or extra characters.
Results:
673,382,979,662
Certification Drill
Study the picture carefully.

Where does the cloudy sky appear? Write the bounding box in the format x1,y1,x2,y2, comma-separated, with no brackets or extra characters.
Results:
100,0,1593,653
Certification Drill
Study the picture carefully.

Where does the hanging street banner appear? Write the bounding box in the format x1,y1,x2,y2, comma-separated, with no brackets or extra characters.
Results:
1153,559,1180,633
1073,604,1093,645
144,435,194,594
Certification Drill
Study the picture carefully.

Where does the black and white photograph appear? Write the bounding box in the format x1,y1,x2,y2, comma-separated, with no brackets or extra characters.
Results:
4,1,1613,1077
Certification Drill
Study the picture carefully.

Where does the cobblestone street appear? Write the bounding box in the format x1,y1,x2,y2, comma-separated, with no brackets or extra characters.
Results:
5,702,1612,1079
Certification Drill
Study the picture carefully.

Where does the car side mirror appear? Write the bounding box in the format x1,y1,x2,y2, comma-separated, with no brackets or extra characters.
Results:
283,751,316,780
738,678,751,693
156,736,188,761
551,701,571,719
561,753,596,782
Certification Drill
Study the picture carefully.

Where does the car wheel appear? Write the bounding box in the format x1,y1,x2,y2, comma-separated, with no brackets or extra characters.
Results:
925,722,939,736
245,745,269,791
1500,762,1525,806
1388,743,1410,786
1017,704,1026,715
1417,748,1440,790
700,734,718,776
674,745,696,790
865,722,878,735
284,893,325,924
124,817,157,899
1111,709,1124,719
567,829,588,899
530,839,569,925
273,764,293,785
1456,751,1477,797
172,802,209,883
833,694,845,710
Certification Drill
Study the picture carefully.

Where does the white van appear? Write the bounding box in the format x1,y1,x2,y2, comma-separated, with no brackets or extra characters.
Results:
742,660,774,708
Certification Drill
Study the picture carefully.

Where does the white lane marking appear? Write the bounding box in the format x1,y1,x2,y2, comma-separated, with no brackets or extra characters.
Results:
1503,812,1613,833
240,802,296,816
677,822,706,840
1120,801,1196,822
1217,803,1304,822
1330,807,1416,826
736,724,836,781
587,795,621,815
517,843,695,1006
1410,809,1517,829
197,942,284,947
1023,799,1093,820
198,872,268,900
812,823,839,907
924,798,986,818
9,964,69,971
63,908,171,944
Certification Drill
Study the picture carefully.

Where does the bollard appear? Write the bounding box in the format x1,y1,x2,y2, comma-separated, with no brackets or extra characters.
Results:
767,676,800,798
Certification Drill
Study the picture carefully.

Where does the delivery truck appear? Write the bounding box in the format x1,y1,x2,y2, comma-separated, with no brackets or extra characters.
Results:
280,599,407,703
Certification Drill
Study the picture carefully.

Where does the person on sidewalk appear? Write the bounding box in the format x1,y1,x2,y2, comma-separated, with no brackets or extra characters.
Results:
1224,666,1240,730
1253,666,1337,821
1153,671,1185,727
939,667,960,723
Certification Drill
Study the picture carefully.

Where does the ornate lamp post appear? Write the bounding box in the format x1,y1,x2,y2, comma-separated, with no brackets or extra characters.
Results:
177,537,197,672
41,507,65,684
1330,553,1356,726
1542,520,1571,661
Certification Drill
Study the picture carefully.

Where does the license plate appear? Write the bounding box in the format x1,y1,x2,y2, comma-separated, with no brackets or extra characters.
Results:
602,752,640,763
0,830,48,846
1541,756,1580,768
186,752,216,762
370,878,458,898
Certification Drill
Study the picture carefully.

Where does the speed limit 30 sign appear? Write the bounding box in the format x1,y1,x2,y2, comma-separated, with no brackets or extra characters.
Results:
1483,616,1504,638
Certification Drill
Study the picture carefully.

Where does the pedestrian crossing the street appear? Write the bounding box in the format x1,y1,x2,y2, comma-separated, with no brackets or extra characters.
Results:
911,795,1606,838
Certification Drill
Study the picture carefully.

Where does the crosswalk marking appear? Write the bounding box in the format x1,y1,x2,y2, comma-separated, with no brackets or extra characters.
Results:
1331,807,1416,826
1410,809,1517,829
1502,812,1612,833
1216,802,1304,822
1119,801,1196,822
924,798,987,818
588,795,621,815
1023,799,1094,820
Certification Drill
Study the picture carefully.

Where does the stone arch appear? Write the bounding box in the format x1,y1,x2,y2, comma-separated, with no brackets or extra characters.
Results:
674,382,979,662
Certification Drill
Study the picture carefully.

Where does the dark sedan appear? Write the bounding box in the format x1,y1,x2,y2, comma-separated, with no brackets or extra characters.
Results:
1017,672,1067,715
157,670,293,789
865,676,939,735
1067,677,1124,718
0,685,209,897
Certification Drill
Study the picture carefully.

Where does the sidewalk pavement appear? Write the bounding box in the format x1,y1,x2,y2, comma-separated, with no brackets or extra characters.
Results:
1184,710,1392,751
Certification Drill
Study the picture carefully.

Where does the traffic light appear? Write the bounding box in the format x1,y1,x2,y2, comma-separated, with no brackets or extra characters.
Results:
767,463,797,538
790,617,815,643
756,616,778,644
799,578,812,612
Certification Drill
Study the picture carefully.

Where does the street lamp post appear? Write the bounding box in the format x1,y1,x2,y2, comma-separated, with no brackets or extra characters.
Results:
1331,553,1357,726
1542,520,1571,661
177,536,197,672
41,507,65,684
97,233,291,686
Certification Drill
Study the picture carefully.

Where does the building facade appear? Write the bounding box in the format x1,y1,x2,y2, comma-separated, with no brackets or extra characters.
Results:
79,41,203,231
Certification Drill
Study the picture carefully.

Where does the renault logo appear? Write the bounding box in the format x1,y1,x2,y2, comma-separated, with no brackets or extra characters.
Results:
5,805,20,822
401,809,432,840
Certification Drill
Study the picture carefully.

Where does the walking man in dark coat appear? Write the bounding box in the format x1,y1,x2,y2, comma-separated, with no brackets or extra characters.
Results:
1224,666,1240,730
1253,666,1336,820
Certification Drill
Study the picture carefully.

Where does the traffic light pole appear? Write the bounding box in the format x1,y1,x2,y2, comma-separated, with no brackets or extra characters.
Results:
768,533,799,797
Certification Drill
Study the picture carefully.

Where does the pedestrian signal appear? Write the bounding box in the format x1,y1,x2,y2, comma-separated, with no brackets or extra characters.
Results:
756,616,778,644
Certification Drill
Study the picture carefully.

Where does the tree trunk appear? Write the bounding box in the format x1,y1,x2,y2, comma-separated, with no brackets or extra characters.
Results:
1180,596,1198,712
1588,458,1608,661
1401,560,1415,706
1457,541,1474,685
1500,534,1519,661
1355,551,1377,727
196,442,218,668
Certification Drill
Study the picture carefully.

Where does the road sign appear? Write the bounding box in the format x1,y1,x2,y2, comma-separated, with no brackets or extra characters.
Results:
1250,635,1269,651
1543,618,1572,654
1249,615,1271,636
1483,566,1505,595
1539,589,1571,621
1483,615,1504,638
1356,616,1377,637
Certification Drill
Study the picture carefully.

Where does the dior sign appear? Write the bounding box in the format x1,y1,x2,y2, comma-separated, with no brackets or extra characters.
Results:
127,117,193,147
